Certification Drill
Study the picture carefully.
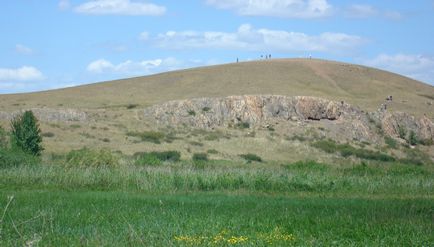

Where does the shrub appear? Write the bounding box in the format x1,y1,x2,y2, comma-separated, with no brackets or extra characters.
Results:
384,136,397,149
65,148,119,168
189,141,204,146
126,104,138,109
135,151,181,166
0,126,7,148
0,148,39,168
207,149,218,154
235,122,250,129
311,140,395,162
135,153,162,166
188,110,196,116
101,138,110,143
240,153,262,163
408,131,418,146
419,139,433,146
192,153,208,161
42,132,55,138
127,131,165,144
398,126,407,139
70,124,81,129
10,110,43,156
202,107,211,112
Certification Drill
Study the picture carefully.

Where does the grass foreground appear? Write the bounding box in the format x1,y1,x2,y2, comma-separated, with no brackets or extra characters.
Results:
1,159,433,246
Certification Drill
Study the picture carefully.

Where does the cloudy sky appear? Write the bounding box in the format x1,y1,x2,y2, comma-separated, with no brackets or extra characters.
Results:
1,0,434,93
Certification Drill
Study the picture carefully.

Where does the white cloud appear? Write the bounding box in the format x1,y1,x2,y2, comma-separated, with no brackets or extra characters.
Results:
75,0,166,16
206,0,332,18
345,4,402,20
139,31,150,41
87,57,187,75
15,44,33,55
0,66,44,82
58,0,70,10
363,54,434,85
345,4,377,18
148,24,365,54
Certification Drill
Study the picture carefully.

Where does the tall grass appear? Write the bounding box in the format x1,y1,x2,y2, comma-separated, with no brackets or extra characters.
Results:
1,161,432,196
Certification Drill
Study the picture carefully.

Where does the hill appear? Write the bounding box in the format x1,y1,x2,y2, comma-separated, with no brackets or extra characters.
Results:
0,58,433,161
1,58,433,119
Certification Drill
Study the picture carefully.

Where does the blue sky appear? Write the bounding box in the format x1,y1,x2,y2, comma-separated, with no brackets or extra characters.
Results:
1,0,434,93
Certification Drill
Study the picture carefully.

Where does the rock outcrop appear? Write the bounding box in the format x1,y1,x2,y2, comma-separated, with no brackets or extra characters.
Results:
144,95,434,143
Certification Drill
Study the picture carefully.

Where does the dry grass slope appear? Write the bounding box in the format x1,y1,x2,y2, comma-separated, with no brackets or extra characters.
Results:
1,58,433,118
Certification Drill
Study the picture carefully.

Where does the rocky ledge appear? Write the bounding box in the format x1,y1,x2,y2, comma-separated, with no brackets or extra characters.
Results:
143,95,434,143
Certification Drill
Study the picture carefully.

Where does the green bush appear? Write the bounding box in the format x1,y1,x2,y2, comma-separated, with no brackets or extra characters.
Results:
0,148,39,168
192,153,208,161
408,131,418,146
240,153,262,163
135,154,162,166
207,149,218,154
0,126,7,148
384,136,398,149
235,122,250,129
398,126,407,139
187,110,196,116
311,140,395,162
418,139,433,146
42,132,55,138
135,151,181,166
127,131,165,144
65,148,119,168
10,110,43,156
202,107,211,112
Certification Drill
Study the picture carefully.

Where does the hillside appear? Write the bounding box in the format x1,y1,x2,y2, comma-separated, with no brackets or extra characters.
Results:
0,58,433,161
1,58,433,119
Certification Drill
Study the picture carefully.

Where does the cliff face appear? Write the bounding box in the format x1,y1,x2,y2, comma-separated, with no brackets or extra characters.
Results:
143,95,434,143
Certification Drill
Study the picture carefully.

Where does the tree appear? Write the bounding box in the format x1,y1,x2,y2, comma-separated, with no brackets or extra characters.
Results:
10,110,43,156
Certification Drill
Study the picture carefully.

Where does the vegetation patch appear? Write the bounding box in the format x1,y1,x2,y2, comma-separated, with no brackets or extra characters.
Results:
188,110,196,116
384,136,397,149
135,151,181,166
127,131,165,144
65,148,120,168
192,152,208,162
235,121,250,129
189,141,204,146
41,132,55,138
312,140,395,162
240,153,262,163
126,103,139,109
70,124,81,129
0,148,39,168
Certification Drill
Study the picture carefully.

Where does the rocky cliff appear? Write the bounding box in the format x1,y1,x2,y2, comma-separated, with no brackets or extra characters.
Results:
144,95,434,143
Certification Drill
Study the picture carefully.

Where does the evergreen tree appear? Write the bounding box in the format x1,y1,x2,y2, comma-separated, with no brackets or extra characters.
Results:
10,110,43,156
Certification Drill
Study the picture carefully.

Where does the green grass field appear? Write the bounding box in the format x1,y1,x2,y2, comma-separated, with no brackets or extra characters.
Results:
1,158,433,246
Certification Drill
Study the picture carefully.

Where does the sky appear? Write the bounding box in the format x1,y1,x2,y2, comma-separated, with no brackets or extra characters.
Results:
1,0,434,94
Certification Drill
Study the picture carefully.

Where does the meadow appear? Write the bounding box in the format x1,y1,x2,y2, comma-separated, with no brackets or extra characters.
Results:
1,154,433,246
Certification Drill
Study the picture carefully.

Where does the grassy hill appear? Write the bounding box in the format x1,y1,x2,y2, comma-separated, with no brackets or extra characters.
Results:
1,58,433,118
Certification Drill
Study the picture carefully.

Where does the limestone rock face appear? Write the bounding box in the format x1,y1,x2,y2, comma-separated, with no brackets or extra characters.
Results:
144,95,350,128
143,95,434,143
381,112,434,141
